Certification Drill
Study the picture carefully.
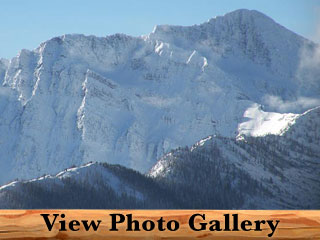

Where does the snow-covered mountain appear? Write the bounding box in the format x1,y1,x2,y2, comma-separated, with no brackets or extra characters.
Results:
149,107,320,209
1,107,319,209
0,162,180,209
0,9,319,185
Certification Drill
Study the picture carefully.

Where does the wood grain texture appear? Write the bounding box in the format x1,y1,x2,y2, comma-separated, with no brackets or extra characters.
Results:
0,210,319,239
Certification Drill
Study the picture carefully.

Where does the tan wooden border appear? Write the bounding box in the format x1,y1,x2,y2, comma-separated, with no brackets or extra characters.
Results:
0,210,319,239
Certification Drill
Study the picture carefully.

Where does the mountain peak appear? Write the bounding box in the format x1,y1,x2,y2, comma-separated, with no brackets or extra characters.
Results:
0,9,319,186
206,9,278,31
151,9,274,35
222,9,272,19
149,8,297,46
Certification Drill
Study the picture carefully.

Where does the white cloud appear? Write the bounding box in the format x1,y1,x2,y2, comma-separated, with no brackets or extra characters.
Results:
296,9,320,92
263,95,320,113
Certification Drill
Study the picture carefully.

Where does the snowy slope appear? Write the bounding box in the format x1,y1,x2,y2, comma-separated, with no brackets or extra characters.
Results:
149,107,320,209
0,162,180,209
237,103,299,137
0,9,320,184
0,162,143,198
1,107,318,209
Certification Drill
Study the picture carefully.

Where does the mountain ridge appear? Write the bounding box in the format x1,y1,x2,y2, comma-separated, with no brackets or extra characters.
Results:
1,106,319,209
0,9,319,185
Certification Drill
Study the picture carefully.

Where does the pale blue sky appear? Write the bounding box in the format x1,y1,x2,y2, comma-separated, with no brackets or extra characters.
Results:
0,0,319,59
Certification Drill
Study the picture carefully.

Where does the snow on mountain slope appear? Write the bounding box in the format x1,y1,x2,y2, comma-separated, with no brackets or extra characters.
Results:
0,162,180,209
237,103,299,137
0,9,320,184
0,107,319,209
149,107,320,209
0,162,142,198
150,10,296,78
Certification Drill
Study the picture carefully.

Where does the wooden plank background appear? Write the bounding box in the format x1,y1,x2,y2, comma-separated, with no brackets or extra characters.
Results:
0,210,319,239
